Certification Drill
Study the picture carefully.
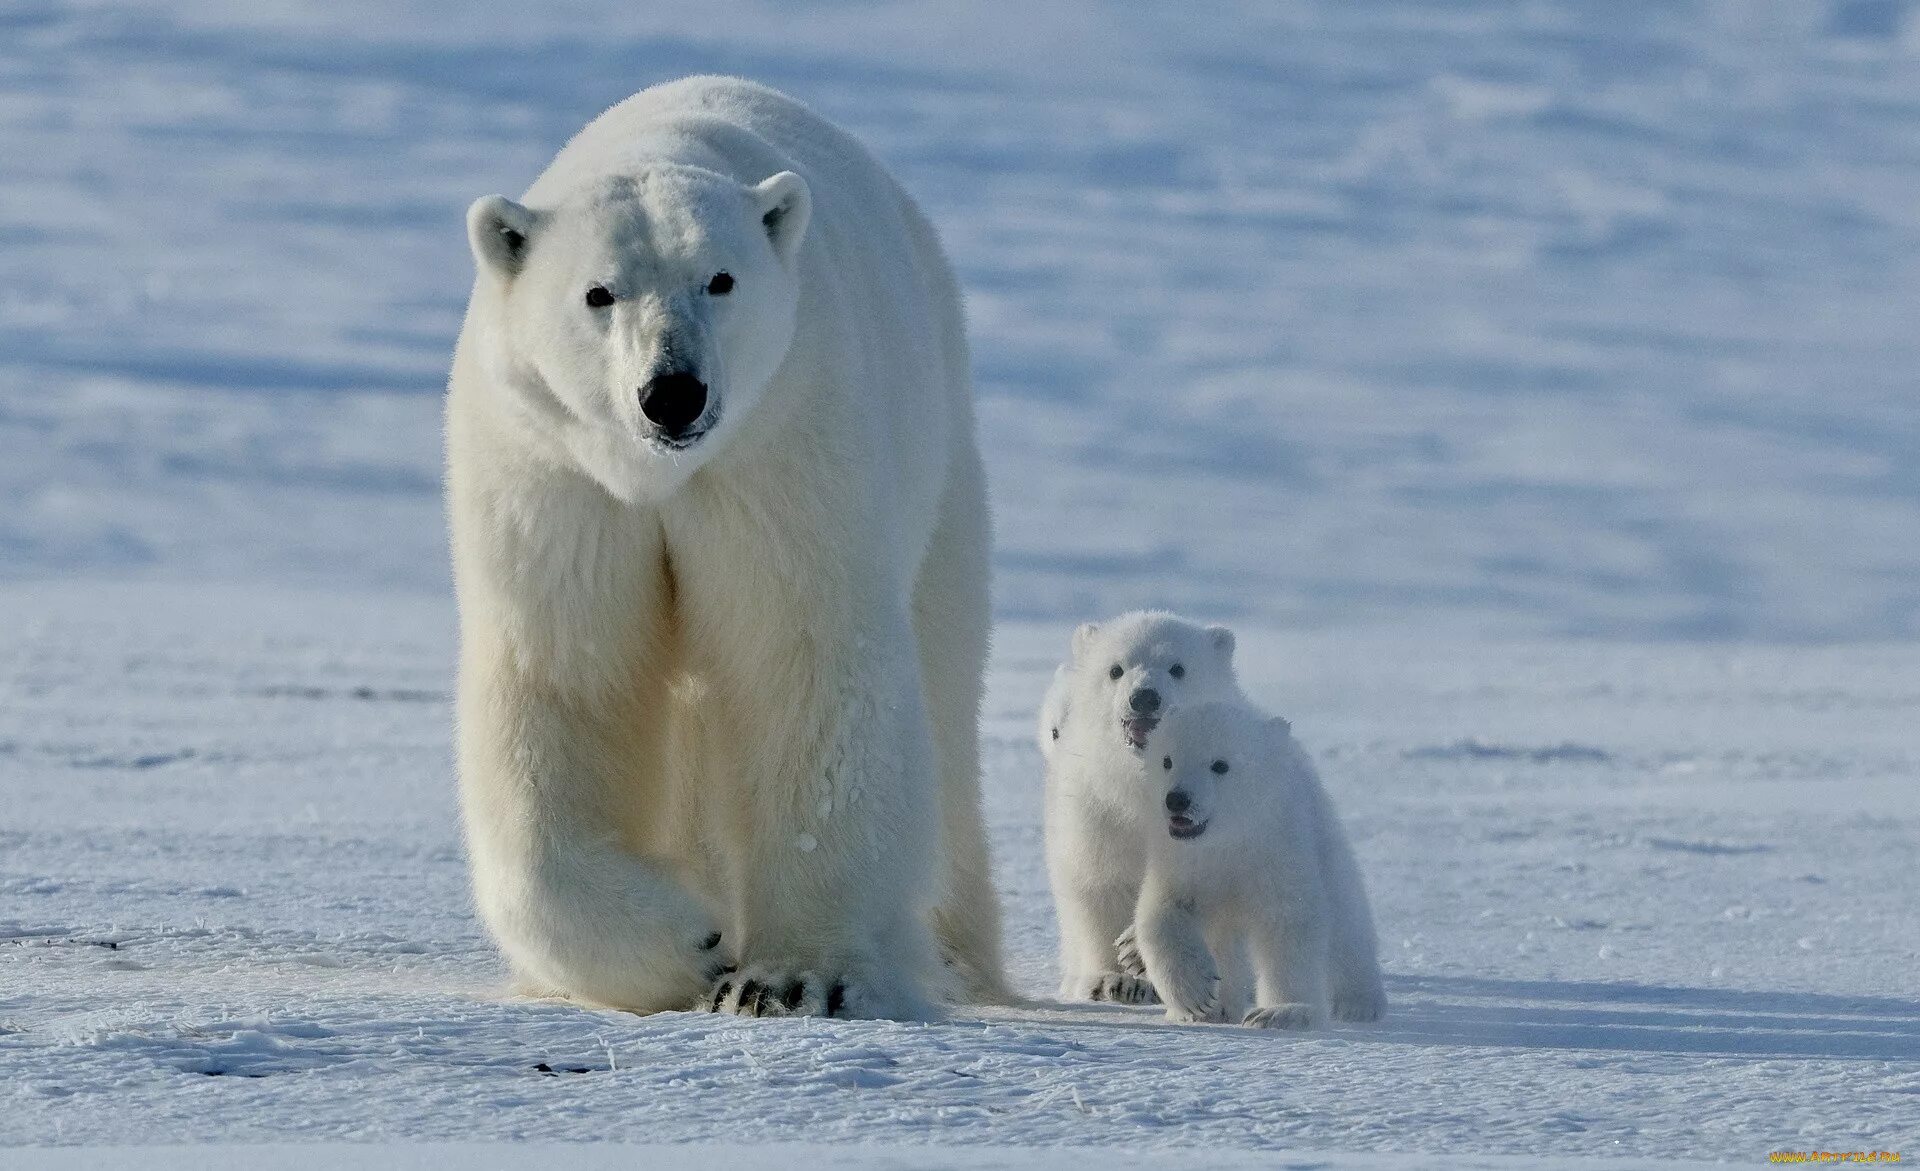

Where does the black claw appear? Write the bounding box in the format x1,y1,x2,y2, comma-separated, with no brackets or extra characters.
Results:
701,932,723,951
738,979,766,1016
825,982,847,1017
782,980,806,1011
707,979,733,1011
1089,980,1109,1002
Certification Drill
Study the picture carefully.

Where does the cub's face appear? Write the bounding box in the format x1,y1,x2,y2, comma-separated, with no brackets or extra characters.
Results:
465,166,812,502
1149,703,1274,843
1059,613,1238,754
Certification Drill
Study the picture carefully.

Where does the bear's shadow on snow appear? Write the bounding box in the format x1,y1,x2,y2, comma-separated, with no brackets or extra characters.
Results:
1360,975,1920,1062
1014,977,1919,1062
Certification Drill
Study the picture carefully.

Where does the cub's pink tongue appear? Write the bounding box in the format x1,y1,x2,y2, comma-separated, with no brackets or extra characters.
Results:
1123,717,1156,748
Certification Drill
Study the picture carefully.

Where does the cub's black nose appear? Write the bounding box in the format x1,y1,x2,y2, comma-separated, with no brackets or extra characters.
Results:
640,371,709,435
1129,687,1161,715
1165,790,1191,815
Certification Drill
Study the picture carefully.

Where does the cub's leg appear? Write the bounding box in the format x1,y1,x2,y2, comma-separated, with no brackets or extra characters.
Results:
1242,907,1331,1031
1135,879,1223,1024
1055,881,1155,1004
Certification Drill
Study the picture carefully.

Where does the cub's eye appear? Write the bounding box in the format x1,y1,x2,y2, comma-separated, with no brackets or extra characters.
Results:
1169,663,1185,679
1211,759,1229,775
1050,727,1059,741
1108,665,1124,680
706,272,735,295
1162,756,1173,770
585,285,615,308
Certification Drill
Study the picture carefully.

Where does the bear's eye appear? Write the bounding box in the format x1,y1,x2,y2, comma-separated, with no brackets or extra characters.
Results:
1169,663,1185,679
1108,664,1124,681
1162,756,1172,770
1050,727,1059,741
706,272,735,296
585,285,615,309
1211,759,1229,775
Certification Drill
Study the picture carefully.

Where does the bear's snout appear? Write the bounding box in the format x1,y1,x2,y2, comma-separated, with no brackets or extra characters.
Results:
1165,789,1191,814
640,370,710,440
1129,687,1161,715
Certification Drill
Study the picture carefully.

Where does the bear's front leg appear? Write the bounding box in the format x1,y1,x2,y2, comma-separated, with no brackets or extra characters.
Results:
1134,879,1224,1024
458,657,732,1014
698,613,945,1020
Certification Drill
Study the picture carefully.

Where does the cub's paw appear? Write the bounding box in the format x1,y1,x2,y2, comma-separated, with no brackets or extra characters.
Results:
1152,952,1222,1024
1072,971,1158,1005
1244,1002,1316,1031
1113,924,1146,978
1165,992,1226,1025
1158,969,1224,1024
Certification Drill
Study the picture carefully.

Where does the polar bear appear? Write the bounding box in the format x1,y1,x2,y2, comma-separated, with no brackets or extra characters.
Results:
1041,611,1243,1003
446,76,1007,1019
1132,701,1386,1029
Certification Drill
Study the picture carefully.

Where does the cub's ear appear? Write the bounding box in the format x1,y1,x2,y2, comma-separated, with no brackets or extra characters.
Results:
1070,622,1100,659
1268,715,1293,740
467,195,539,281
1206,624,1235,658
752,171,812,265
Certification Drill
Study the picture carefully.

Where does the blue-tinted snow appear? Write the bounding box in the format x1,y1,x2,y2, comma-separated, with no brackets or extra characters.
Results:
3,2,1918,635
2,2,1917,1162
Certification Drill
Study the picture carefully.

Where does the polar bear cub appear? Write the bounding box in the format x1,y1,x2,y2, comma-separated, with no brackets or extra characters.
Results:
1133,701,1386,1029
1041,611,1244,1003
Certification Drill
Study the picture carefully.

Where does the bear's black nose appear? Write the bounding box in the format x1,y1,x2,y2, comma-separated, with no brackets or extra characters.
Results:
1129,687,1161,715
640,371,709,436
1165,790,1191,814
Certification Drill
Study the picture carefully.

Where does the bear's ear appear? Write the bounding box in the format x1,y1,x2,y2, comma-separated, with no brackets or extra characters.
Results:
467,195,539,282
1206,624,1235,659
1070,622,1099,660
752,171,812,265
1268,715,1292,741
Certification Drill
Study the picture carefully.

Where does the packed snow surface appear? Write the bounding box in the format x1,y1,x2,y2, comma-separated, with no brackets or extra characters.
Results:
2,0,1917,1164
4,585,1914,1160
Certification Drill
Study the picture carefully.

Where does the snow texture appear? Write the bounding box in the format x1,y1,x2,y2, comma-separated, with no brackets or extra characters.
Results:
7,1141,1723,1171
4,584,1915,1160
2,0,1918,1164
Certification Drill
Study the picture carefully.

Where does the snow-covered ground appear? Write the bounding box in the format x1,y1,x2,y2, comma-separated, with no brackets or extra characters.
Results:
2,0,1917,1164
5,585,1915,1161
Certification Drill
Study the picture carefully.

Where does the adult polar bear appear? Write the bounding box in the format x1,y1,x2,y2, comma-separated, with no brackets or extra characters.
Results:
446,77,1005,1019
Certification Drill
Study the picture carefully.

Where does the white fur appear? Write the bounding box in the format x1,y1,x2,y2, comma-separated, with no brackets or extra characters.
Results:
1132,702,1386,1029
447,76,1007,1019
1039,611,1241,1002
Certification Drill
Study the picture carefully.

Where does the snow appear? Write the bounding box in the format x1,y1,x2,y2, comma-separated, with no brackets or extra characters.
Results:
5,585,1915,1160
3,0,1918,1164
6,1142,1708,1171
